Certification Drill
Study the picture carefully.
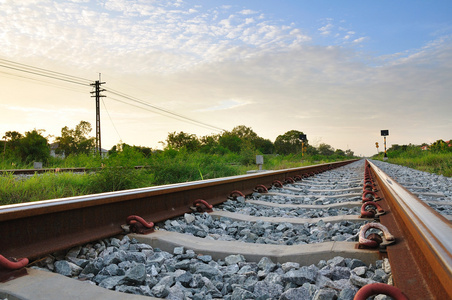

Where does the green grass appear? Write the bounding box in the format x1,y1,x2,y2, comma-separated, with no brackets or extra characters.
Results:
373,150,452,177
0,172,93,205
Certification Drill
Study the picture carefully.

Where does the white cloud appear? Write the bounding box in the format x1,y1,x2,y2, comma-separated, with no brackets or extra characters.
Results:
239,9,257,15
196,99,253,112
352,37,366,44
318,23,333,35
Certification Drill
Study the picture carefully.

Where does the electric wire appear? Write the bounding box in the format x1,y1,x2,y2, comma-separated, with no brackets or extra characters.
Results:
105,88,226,132
0,70,89,95
0,63,90,86
0,58,91,85
107,96,224,132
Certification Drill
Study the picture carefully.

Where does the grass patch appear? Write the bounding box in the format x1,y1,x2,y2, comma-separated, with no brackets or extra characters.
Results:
374,151,452,177
0,172,92,205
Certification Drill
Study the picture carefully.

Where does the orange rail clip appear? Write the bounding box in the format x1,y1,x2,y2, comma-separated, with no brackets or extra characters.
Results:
360,201,385,218
0,255,28,270
126,215,155,234
193,199,213,212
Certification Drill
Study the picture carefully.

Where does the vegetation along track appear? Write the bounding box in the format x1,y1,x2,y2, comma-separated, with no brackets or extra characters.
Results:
0,159,450,299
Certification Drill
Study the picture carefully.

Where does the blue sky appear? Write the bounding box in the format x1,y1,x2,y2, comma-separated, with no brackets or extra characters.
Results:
0,0,451,156
194,0,452,55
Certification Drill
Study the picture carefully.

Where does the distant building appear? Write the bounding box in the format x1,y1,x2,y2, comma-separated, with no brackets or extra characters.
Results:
99,148,108,158
91,147,109,158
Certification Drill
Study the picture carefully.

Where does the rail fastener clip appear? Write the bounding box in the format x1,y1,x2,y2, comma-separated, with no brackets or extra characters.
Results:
126,215,155,235
358,222,395,249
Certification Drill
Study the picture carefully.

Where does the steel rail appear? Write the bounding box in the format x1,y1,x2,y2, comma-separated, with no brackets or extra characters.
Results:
0,167,89,175
0,166,149,175
0,160,355,265
367,160,452,299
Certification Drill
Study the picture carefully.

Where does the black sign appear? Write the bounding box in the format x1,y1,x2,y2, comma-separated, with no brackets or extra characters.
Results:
299,134,307,141
381,130,389,136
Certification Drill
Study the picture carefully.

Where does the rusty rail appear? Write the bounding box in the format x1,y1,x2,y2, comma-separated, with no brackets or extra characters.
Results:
0,166,149,175
367,160,452,299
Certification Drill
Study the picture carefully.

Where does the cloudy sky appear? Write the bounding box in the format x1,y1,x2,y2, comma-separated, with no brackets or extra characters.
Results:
1,0,451,156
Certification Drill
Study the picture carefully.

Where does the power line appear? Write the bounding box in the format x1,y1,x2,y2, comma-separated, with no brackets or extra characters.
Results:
0,58,91,86
0,69,89,94
106,96,224,132
0,63,90,86
105,88,226,132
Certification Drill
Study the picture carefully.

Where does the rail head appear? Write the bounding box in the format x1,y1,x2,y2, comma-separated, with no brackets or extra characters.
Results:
367,160,452,298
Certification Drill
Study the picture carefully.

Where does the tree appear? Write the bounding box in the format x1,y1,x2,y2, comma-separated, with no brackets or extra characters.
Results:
16,129,50,162
306,145,319,155
132,145,153,157
219,132,242,153
199,134,221,154
3,131,23,154
254,137,274,154
166,131,200,151
430,139,450,152
318,143,335,156
55,121,95,156
274,130,307,155
109,143,153,157
216,126,260,154
231,125,259,140
345,149,354,157
334,149,346,157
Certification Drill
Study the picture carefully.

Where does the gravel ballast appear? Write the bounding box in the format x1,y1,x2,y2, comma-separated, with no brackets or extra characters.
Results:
370,160,452,217
157,213,365,244
219,198,361,218
37,236,392,300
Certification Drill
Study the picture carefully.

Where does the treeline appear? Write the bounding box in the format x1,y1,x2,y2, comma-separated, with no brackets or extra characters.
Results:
1,121,355,168
1,121,95,165
153,126,354,159
385,139,452,155
1,122,358,204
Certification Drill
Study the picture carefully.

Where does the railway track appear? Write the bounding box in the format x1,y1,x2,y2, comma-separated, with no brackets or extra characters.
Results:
0,159,450,299
0,167,91,175
0,166,147,176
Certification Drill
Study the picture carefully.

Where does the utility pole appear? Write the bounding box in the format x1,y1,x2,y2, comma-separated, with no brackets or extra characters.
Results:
90,74,106,156
2,135,6,161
